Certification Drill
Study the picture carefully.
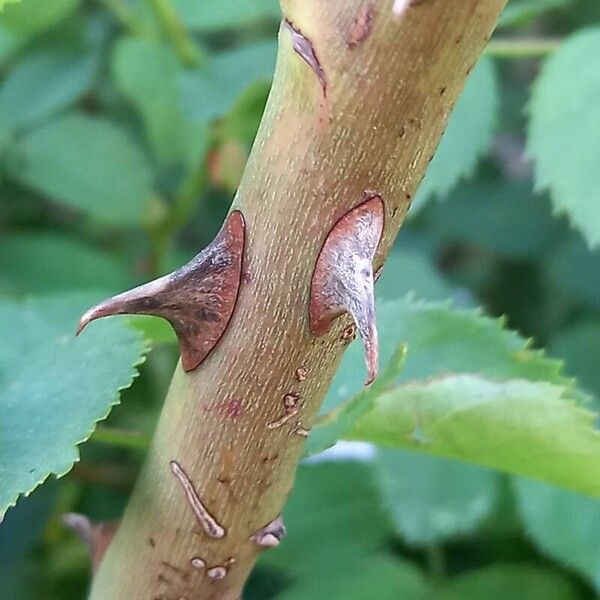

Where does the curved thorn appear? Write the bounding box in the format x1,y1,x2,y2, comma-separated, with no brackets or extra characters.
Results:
77,211,245,372
63,513,118,572
310,194,384,385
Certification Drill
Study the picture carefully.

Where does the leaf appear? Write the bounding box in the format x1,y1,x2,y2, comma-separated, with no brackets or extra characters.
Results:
6,113,154,225
375,449,499,545
550,320,600,396
0,293,147,519
528,29,600,248
275,558,427,600
544,236,600,310
173,0,280,31
180,41,277,122
376,249,454,301
0,233,130,294
259,461,393,575
0,0,79,36
0,0,20,11
499,0,573,28
349,375,600,496
435,563,583,599
112,37,208,168
514,478,600,590
0,49,98,133
411,57,499,213
422,177,562,259
320,297,581,420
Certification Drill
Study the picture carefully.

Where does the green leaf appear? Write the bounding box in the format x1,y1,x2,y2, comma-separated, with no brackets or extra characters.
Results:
411,57,499,213
499,0,573,28
436,563,583,599
350,375,600,496
528,29,600,248
6,113,154,225
259,461,392,575
422,177,562,259
173,0,280,31
321,297,580,420
376,249,454,301
0,0,79,36
0,233,130,294
0,293,147,519
275,558,427,600
375,449,499,545
544,236,600,310
112,37,208,168
0,50,98,132
550,320,600,396
514,478,600,590
180,41,277,122
0,0,20,11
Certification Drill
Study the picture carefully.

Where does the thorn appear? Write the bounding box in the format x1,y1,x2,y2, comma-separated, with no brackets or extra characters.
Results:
250,516,286,548
62,513,119,572
77,211,245,372
310,194,384,385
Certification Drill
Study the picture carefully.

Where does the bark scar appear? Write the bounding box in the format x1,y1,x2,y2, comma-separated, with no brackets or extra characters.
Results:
77,211,245,372
170,460,226,539
309,193,385,385
347,3,376,48
283,19,327,96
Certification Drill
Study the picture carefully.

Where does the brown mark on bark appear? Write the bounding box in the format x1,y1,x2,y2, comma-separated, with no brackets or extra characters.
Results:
347,3,376,48
283,19,327,96
310,194,384,385
250,516,286,548
295,366,308,381
76,211,245,372
170,460,226,539
62,513,119,573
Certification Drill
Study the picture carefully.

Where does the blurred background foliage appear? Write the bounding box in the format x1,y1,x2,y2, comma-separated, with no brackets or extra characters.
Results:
0,0,599,598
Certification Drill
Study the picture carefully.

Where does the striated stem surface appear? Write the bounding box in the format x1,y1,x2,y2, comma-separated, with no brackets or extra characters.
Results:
89,1,507,598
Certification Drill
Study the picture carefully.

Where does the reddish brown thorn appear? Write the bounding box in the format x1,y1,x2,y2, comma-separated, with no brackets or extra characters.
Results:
283,19,327,96
77,211,245,372
310,194,384,385
63,513,119,572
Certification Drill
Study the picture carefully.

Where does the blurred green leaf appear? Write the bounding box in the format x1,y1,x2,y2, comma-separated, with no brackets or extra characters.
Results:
112,37,208,168
0,0,79,36
0,49,98,133
260,461,393,575
276,558,427,600
435,563,583,599
180,41,277,122
376,249,454,301
528,29,600,248
0,0,20,10
6,113,154,225
422,177,561,259
0,233,130,294
0,293,147,519
412,57,499,213
173,0,280,31
544,236,600,310
350,375,600,496
550,320,600,396
499,0,573,28
514,478,600,590
376,449,499,545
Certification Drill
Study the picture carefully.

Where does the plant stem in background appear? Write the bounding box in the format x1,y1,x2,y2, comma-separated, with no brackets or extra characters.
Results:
89,1,508,598
145,0,203,67
486,37,560,58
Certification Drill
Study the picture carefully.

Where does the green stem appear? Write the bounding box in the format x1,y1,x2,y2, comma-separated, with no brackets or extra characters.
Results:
100,0,145,35
486,37,560,58
426,542,447,579
91,426,151,450
145,0,203,67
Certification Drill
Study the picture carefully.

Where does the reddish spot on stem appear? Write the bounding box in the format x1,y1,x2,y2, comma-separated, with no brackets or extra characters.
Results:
310,194,384,385
77,211,245,372
347,3,376,48
283,19,327,96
